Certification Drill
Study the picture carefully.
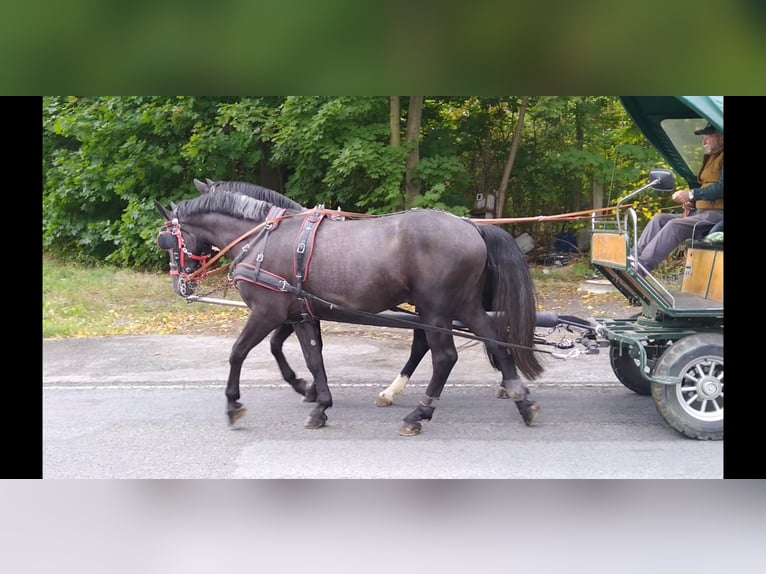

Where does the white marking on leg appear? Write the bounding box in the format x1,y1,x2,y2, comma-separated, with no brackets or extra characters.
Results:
376,374,410,406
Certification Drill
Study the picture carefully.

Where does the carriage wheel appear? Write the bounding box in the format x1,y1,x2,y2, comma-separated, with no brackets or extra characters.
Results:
610,343,651,396
651,333,723,440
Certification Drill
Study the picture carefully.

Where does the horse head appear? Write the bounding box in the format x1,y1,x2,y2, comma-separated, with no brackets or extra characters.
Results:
155,200,214,298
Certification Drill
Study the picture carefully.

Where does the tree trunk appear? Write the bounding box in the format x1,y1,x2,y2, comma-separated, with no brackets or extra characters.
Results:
405,96,424,208
496,96,528,218
389,96,400,147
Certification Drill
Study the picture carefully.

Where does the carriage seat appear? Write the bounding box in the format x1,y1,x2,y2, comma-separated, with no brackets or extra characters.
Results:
681,234,723,303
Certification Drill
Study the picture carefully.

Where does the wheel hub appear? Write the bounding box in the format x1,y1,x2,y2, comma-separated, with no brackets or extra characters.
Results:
677,357,724,421
698,376,722,399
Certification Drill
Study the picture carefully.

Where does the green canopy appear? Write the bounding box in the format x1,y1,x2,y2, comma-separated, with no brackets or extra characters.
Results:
620,96,724,188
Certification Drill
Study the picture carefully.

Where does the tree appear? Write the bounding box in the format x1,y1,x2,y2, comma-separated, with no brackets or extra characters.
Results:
404,96,424,208
43,96,666,270
496,96,528,218
389,96,400,148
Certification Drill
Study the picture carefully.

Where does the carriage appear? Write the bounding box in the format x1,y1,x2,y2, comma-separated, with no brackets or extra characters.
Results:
155,96,723,440
588,96,723,440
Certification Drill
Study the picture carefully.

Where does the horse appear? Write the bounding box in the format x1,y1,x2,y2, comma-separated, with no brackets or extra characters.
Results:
191,179,322,401
155,192,543,435
192,178,521,407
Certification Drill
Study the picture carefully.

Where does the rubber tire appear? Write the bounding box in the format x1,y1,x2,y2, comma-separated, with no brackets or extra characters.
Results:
610,344,652,396
651,333,723,440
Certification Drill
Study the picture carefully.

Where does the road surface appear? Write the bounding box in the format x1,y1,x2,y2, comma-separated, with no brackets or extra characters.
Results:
43,326,723,478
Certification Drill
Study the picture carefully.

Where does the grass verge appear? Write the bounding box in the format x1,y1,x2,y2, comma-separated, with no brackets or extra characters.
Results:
43,254,640,339
43,256,249,338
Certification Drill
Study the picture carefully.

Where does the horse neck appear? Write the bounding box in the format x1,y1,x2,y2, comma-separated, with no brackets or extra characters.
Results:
187,213,265,254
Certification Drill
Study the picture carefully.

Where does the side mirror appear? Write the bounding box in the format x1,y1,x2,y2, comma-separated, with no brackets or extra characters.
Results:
649,169,675,192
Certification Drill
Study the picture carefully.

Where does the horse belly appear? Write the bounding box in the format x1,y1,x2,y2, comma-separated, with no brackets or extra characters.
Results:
305,251,409,313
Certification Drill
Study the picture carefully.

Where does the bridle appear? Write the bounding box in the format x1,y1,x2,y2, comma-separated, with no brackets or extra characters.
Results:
156,206,370,296
157,218,213,295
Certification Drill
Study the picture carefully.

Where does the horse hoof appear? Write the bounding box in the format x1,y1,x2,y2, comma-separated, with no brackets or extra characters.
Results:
496,387,510,399
399,422,422,436
304,413,327,429
520,402,541,426
375,395,393,407
228,406,247,426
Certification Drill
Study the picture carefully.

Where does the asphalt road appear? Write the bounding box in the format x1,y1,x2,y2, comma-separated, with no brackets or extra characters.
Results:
43,326,723,478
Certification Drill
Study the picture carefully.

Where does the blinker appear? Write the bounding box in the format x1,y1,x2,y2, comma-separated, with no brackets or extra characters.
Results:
157,231,177,250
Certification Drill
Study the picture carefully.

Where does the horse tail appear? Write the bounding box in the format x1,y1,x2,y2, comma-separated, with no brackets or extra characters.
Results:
477,224,544,380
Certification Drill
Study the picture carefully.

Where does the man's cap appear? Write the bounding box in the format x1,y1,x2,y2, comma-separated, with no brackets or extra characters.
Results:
694,121,720,135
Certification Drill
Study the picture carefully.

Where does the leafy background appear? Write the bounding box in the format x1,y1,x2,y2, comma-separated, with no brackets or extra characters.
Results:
43,96,674,270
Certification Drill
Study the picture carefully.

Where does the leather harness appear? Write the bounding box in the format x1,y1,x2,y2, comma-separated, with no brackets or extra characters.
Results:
230,210,327,320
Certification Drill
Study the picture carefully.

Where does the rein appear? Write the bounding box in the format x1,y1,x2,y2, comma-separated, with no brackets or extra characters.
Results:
185,209,291,281
187,208,375,281
290,289,563,357
472,204,634,225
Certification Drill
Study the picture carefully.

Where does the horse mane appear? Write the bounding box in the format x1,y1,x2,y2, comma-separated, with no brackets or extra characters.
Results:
211,181,305,211
176,192,298,222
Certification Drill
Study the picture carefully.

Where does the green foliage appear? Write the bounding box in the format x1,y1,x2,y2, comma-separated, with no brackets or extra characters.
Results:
43,96,668,271
410,154,471,216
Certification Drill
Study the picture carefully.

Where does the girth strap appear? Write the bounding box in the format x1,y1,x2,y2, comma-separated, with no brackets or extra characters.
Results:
293,211,325,318
294,211,325,282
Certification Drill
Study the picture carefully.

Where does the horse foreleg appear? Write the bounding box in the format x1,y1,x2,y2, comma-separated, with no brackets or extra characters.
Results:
270,323,316,402
399,329,457,436
376,328,430,407
226,315,273,426
292,321,331,429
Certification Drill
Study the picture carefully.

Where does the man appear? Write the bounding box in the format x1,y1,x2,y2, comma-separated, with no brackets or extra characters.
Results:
635,121,723,273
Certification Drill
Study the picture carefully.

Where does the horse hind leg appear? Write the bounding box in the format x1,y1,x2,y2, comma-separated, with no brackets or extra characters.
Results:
490,348,540,425
481,344,518,400
270,323,317,402
399,328,457,436
376,328,430,407
461,311,540,426
486,350,540,426
513,387,540,426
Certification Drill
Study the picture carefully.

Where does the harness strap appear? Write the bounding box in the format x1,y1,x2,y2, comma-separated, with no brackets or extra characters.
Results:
231,265,301,295
231,210,327,320
293,211,326,319
266,206,288,229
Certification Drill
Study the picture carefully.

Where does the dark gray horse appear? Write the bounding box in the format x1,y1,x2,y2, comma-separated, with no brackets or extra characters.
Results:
192,179,323,401
156,192,542,435
192,178,523,408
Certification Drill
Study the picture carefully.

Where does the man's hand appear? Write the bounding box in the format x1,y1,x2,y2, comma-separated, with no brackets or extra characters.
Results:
672,190,691,203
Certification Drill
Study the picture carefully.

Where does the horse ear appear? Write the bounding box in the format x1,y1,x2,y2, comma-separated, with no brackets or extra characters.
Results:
155,200,172,220
193,178,209,194
206,178,215,185
170,201,178,210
